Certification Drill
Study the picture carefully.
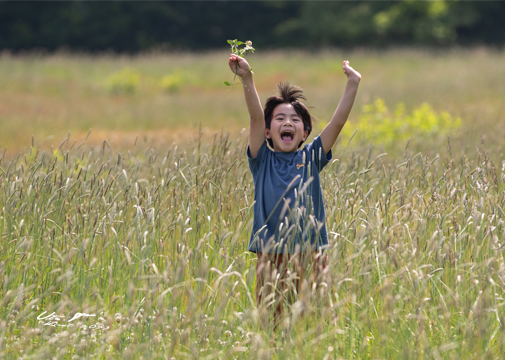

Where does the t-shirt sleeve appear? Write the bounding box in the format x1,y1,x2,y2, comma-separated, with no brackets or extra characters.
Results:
247,140,268,174
306,135,333,172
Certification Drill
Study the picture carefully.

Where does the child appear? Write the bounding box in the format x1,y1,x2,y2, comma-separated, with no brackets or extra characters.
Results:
228,53,361,313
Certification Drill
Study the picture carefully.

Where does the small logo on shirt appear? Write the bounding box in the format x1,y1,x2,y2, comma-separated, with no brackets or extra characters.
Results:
296,163,305,169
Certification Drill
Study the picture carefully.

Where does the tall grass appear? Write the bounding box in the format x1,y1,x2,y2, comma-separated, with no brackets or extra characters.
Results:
1,126,505,358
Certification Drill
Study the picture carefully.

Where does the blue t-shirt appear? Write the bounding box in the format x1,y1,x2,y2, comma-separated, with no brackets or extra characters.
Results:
247,135,332,253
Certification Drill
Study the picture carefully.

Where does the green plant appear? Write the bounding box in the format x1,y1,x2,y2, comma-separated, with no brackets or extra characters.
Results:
160,73,185,93
224,39,255,87
107,67,141,94
339,98,461,147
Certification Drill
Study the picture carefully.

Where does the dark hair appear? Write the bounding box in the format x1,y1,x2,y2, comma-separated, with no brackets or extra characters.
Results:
264,82,313,149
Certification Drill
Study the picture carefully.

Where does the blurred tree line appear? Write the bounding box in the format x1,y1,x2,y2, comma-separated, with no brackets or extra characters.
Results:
1,1,504,52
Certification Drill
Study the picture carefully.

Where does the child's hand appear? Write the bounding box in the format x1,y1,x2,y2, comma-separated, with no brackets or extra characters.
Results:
229,54,252,78
342,60,361,83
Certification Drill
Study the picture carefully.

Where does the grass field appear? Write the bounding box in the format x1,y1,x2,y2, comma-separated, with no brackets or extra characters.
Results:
1,48,505,154
1,49,505,359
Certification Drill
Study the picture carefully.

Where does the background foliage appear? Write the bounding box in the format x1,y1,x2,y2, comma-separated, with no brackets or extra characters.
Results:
1,1,505,52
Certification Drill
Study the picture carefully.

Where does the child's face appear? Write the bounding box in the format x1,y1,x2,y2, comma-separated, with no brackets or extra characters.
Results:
266,103,308,152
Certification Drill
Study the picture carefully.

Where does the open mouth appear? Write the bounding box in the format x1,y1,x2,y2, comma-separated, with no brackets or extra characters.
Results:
281,130,294,142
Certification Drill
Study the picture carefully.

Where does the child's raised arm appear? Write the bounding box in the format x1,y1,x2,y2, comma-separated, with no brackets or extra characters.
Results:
320,60,361,155
229,54,265,158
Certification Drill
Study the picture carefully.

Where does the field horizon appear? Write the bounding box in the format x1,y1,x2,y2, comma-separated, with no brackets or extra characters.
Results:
1,47,504,157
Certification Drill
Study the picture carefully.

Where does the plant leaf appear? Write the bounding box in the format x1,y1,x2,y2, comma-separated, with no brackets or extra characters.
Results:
224,81,232,86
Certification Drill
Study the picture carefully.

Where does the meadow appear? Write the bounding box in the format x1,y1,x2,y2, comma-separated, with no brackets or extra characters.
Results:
1,48,505,152
1,48,505,359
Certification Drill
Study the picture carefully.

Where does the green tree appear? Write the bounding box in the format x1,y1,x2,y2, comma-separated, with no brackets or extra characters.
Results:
274,0,497,47
0,1,504,52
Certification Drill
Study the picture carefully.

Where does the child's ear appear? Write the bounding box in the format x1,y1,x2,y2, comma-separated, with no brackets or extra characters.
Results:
303,130,308,141
265,128,271,139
